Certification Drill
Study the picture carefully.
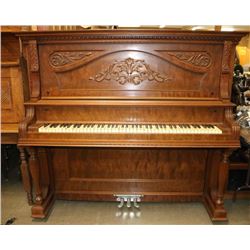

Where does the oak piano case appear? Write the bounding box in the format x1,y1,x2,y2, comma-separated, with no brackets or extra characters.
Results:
17,30,245,221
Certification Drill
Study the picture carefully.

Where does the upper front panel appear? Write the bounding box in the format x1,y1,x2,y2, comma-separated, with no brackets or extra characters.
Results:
39,42,223,100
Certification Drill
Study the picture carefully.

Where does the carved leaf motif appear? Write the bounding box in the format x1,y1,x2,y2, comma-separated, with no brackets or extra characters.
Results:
167,52,211,67
49,51,92,67
222,41,232,72
29,42,39,72
89,57,172,85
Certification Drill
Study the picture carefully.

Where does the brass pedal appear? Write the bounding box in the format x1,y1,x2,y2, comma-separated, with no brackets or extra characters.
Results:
114,194,143,209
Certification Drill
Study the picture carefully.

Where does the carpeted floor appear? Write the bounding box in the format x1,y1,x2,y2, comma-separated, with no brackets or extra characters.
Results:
1,179,250,225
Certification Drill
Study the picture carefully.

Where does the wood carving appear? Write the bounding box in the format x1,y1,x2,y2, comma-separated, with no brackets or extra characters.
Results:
28,41,39,72
166,52,211,68
19,106,35,137
1,80,12,109
49,51,93,67
89,57,172,85
27,147,43,205
222,41,232,72
24,33,244,43
225,107,240,139
216,149,233,206
19,147,33,205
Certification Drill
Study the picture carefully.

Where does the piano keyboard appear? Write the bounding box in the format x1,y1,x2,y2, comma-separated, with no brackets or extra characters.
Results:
38,123,222,134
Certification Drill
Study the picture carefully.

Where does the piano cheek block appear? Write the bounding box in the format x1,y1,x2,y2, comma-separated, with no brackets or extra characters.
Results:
17,29,245,221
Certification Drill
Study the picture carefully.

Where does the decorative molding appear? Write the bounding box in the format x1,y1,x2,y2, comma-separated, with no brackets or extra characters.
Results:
49,51,93,67
89,57,172,85
222,41,232,72
28,41,39,72
166,52,211,68
20,33,245,43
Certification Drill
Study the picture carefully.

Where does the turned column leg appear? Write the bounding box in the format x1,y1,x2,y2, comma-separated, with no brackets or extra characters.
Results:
203,149,233,221
19,147,33,205
215,150,229,208
27,147,43,205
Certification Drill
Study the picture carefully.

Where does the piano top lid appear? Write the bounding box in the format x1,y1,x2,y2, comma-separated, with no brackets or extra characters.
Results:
16,29,247,44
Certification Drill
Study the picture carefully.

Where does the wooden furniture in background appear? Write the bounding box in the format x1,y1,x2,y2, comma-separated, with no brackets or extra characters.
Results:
1,32,25,180
1,32,24,144
17,30,246,221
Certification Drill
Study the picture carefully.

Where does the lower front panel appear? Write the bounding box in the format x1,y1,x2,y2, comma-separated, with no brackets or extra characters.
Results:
49,148,208,201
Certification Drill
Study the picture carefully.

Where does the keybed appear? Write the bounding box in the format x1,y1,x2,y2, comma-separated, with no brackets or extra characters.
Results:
38,123,222,134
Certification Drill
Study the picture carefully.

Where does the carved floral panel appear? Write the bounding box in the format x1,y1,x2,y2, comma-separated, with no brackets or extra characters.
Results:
89,57,172,85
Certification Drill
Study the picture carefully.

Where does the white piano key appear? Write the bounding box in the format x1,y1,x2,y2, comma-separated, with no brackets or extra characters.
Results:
38,123,223,135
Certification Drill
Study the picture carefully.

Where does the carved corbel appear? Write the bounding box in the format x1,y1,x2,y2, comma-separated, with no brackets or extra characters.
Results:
19,106,35,137
225,107,240,139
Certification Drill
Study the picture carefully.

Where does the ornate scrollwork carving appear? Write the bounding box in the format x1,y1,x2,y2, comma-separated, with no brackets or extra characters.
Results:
89,57,172,85
49,51,93,67
222,41,232,72
28,41,39,72
166,52,211,67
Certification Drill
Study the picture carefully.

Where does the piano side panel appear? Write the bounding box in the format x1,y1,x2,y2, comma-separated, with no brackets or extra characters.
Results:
50,148,207,199
39,43,223,99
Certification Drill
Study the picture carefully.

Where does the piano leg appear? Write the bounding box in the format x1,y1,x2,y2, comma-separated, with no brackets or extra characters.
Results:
26,146,55,219
28,147,43,205
203,149,232,222
19,147,33,205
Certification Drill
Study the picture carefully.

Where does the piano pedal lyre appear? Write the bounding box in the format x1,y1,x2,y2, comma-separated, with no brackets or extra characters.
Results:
114,194,143,209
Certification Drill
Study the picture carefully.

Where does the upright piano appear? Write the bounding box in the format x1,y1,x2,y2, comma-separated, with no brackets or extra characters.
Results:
17,30,246,221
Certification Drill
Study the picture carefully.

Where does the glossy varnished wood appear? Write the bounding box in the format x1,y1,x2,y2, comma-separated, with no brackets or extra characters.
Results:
1,32,24,144
17,30,246,221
